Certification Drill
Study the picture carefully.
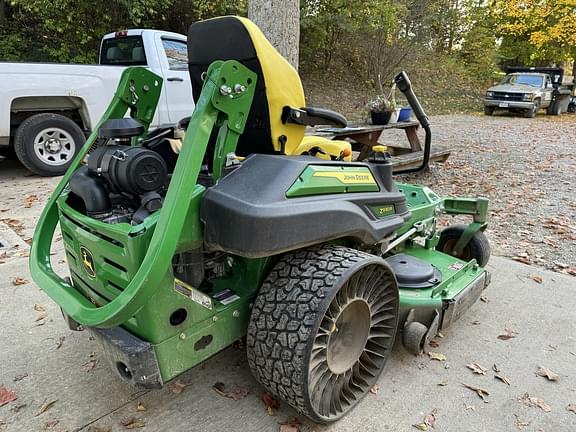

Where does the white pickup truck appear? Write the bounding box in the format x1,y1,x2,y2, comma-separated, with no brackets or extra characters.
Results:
0,29,194,176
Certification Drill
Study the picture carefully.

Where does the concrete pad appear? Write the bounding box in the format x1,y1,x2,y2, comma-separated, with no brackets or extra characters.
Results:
1,255,575,432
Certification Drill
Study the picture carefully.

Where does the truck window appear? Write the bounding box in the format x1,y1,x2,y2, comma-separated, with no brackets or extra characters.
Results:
100,36,147,66
502,74,543,87
161,39,188,71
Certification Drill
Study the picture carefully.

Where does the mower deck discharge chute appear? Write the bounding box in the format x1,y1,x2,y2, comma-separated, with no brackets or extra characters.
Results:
30,16,491,423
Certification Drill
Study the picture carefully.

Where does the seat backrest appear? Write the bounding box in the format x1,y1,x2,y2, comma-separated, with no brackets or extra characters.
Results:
187,16,306,157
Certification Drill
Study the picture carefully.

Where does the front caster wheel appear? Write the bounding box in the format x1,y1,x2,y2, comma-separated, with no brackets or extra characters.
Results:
247,245,399,423
402,321,428,355
436,224,491,267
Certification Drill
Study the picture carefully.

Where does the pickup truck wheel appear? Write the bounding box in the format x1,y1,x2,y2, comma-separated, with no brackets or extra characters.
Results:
546,100,562,116
14,113,85,176
525,100,540,118
484,106,494,116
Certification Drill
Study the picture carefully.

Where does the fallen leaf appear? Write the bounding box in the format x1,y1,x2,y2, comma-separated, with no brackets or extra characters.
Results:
518,393,551,412
463,383,489,402
35,399,57,416
494,374,511,385
567,404,576,414
471,320,481,325
423,409,437,428
121,418,145,429
529,275,543,284
412,408,437,430
464,404,475,411
12,277,29,286
9,403,27,413
514,414,530,429
437,380,448,386
34,304,46,312
480,296,489,303
13,373,28,382
1,218,23,229
370,384,379,394
81,359,97,372
428,352,447,361
212,382,248,401
136,401,146,411
436,332,444,338
56,336,65,350
466,363,488,375
497,328,519,340
24,194,38,208
535,366,559,382
44,420,59,428
492,364,500,373
261,391,279,415
279,417,301,432
0,386,17,407
168,379,188,394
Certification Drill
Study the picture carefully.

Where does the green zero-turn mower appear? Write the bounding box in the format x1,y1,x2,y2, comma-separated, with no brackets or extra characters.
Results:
30,16,491,422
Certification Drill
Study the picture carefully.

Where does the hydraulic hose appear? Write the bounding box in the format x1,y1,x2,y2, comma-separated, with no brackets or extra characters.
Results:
393,71,431,174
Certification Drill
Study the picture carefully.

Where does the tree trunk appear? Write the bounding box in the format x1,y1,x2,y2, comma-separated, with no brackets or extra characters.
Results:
248,0,299,70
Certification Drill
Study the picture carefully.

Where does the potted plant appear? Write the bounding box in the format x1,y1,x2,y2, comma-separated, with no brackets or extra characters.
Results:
368,77,397,125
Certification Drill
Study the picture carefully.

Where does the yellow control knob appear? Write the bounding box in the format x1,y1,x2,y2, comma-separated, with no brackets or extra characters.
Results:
372,145,388,152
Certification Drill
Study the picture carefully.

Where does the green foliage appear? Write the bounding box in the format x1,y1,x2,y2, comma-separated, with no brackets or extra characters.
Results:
2,0,246,63
491,0,576,68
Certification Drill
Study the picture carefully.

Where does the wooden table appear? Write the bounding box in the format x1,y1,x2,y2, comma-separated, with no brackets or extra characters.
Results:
312,121,451,170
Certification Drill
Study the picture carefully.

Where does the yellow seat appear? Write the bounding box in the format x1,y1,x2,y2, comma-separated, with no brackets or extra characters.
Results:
187,16,349,161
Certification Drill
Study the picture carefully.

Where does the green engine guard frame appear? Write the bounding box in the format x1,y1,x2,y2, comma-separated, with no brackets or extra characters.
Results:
30,61,258,328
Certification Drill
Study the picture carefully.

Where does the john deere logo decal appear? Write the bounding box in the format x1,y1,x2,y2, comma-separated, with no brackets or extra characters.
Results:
80,246,96,278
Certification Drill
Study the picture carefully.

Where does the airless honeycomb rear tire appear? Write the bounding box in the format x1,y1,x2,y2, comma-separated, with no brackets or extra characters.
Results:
247,245,399,423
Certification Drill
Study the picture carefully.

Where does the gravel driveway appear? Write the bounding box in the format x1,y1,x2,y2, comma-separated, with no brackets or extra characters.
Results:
394,113,576,276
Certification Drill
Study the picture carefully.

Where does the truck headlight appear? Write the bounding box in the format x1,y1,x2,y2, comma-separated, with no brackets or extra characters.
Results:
486,91,494,98
522,93,534,101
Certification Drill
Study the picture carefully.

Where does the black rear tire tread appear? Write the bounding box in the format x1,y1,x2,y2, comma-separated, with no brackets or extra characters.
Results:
246,244,399,422
14,113,85,176
436,224,491,267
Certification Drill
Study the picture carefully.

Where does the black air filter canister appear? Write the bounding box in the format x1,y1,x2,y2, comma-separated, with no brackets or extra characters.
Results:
88,145,167,195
